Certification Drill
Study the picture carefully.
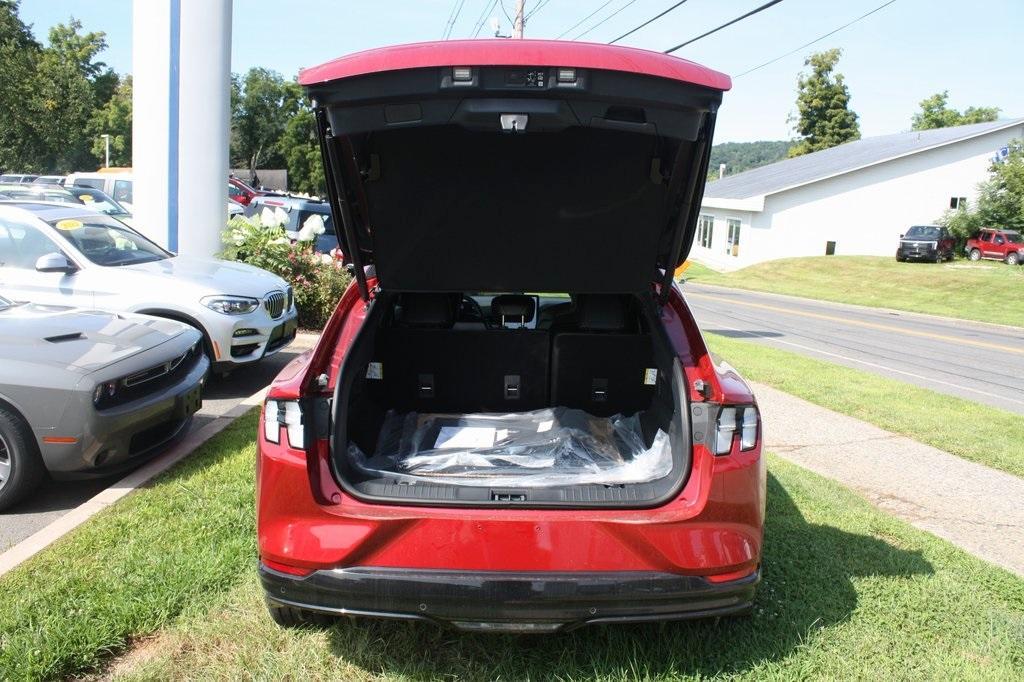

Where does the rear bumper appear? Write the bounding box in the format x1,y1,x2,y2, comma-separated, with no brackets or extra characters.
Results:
260,564,759,632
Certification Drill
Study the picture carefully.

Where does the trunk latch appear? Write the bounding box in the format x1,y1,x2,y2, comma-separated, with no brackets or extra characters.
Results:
491,490,527,502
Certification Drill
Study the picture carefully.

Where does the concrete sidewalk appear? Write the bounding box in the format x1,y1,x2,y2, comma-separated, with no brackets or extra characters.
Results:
754,382,1024,577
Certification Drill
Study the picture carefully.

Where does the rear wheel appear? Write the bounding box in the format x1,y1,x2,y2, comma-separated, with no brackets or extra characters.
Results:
1006,252,1020,266
969,248,982,261
266,599,336,628
0,407,45,512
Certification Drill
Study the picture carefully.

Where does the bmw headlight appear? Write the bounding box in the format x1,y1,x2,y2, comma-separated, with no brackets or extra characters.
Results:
201,295,259,315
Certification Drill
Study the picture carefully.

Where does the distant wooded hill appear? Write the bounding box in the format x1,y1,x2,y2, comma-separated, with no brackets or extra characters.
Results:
707,140,792,181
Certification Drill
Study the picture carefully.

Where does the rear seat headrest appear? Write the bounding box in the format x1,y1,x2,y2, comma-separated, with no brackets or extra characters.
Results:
398,293,459,328
576,294,629,331
490,295,535,326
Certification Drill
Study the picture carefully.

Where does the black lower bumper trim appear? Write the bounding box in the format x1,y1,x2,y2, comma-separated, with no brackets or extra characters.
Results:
260,564,759,632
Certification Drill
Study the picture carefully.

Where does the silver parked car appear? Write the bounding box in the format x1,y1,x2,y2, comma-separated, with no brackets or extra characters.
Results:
0,293,208,510
0,202,298,376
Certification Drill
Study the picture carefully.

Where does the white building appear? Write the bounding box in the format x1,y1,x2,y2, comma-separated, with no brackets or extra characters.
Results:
693,118,1024,271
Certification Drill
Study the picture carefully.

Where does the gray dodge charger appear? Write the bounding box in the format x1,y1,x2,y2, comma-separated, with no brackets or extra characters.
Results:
0,293,208,510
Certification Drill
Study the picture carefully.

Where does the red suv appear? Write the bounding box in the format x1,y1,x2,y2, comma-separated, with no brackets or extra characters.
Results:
256,41,764,632
966,228,1024,265
228,176,263,206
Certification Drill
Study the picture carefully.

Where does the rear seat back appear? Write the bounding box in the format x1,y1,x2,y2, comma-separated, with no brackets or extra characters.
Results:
551,295,656,416
373,293,549,413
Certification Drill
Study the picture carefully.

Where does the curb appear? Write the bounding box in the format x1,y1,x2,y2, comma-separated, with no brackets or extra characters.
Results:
0,386,269,579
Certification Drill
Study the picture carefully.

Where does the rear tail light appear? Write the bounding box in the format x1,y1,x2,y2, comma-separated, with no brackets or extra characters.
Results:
263,399,304,449
714,405,759,455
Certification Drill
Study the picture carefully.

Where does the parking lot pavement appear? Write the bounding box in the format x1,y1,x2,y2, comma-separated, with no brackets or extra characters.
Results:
0,334,319,553
685,283,1024,415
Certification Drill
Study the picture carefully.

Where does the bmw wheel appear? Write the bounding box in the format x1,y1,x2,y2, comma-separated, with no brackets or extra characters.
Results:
0,407,45,512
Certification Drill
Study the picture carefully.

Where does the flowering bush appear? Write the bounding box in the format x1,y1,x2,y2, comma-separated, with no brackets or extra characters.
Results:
220,214,351,329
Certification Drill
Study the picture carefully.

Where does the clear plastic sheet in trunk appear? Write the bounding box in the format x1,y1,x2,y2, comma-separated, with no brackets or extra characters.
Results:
349,407,673,487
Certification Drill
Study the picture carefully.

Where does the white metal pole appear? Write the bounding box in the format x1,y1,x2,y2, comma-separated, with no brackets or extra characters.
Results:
102,134,110,168
132,0,231,254
513,0,525,38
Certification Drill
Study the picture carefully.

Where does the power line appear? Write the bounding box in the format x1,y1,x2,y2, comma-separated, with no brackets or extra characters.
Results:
734,0,898,77
555,0,615,39
443,0,469,40
664,0,785,54
573,0,642,41
525,0,552,20
441,0,461,39
500,0,515,25
470,0,500,37
609,0,690,44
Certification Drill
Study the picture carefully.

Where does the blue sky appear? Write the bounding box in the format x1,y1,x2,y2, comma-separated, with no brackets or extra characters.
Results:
18,0,1024,142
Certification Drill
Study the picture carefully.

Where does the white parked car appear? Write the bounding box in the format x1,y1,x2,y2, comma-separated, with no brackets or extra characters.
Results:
0,202,298,375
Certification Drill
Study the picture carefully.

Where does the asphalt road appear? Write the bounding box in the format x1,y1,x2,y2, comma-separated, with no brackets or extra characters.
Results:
0,335,317,553
685,283,1024,416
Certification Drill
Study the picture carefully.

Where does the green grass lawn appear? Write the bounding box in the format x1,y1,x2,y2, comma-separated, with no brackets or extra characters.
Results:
0,411,260,681
682,256,1024,327
105,458,1024,681
1,408,1023,679
704,332,1024,478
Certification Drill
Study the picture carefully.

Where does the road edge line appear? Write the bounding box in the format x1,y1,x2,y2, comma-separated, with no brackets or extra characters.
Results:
0,387,269,579
682,281,1024,334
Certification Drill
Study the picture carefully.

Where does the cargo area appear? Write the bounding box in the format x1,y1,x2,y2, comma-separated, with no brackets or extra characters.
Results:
333,292,691,507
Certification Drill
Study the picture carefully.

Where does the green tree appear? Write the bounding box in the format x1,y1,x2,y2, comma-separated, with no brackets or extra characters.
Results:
34,18,111,171
278,106,324,195
0,0,45,172
87,75,132,167
788,49,860,158
231,68,301,180
941,140,1024,239
911,91,1000,130
708,140,792,181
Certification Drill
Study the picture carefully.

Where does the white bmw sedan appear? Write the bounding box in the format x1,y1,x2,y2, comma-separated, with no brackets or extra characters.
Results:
0,202,298,375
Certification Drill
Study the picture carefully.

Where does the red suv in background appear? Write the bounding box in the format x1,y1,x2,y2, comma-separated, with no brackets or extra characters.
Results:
966,229,1024,265
256,40,764,633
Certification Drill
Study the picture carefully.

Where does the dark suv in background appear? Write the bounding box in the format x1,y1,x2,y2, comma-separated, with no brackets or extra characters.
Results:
896,225,955,263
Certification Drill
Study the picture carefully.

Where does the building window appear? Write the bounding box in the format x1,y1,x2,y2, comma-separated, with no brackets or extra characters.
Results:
950,196,967,209
726,219,741,257
697,214,714,249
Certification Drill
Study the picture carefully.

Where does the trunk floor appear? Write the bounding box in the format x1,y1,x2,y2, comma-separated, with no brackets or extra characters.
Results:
349,407,673,487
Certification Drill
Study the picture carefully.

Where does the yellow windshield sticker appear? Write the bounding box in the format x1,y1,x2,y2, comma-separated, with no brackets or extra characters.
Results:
55,219,84,231
78,194,94,203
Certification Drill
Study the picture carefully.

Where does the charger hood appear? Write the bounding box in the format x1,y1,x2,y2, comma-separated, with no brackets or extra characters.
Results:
300,40,729,297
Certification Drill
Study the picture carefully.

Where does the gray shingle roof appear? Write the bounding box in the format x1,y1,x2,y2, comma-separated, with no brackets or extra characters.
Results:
704,118,1024,200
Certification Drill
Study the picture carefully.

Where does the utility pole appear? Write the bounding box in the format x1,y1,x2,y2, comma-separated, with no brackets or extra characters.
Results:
513,0,525,38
